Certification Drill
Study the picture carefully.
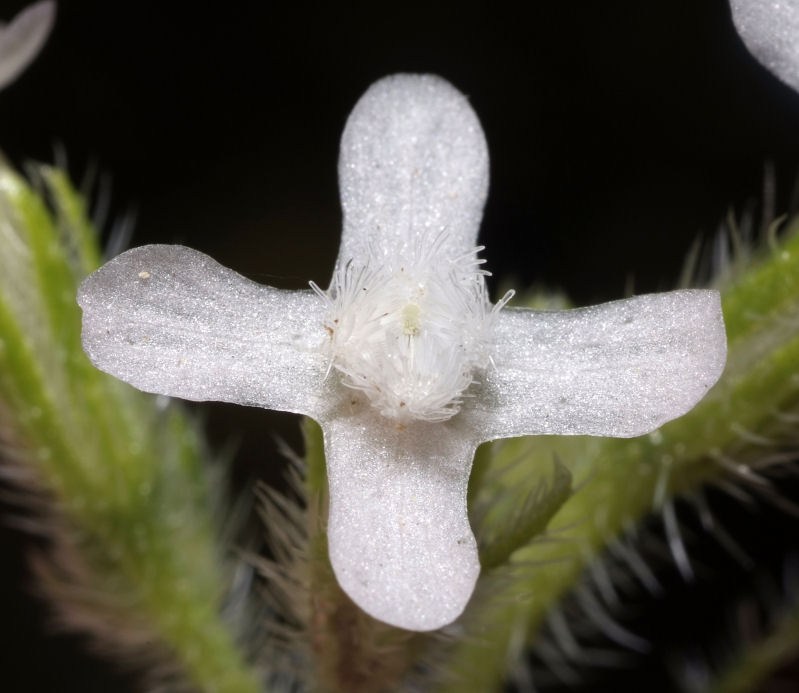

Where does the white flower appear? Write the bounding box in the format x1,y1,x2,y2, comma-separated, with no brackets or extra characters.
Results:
730,0,799,92
0,1,55,91
77,74,727,631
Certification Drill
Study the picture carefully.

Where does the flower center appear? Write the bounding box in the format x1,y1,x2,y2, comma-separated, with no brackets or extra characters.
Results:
312,234,512,424
401,302,421,336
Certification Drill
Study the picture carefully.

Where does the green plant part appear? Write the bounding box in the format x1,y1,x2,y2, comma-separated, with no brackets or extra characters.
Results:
0,162,262,692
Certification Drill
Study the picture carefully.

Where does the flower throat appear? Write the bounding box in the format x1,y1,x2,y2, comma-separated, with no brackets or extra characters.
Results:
312,231,514,424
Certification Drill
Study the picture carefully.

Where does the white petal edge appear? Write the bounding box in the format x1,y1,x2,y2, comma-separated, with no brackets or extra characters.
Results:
730,0,799,92
78,244,332,417
336,73,489,272
468,289,726,440
323,409,480,631
0,1,55,91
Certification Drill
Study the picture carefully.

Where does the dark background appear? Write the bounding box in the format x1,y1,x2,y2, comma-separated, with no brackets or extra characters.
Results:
2,0,799,690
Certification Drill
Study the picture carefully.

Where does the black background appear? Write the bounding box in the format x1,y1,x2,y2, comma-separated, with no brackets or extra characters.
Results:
2,0,799,690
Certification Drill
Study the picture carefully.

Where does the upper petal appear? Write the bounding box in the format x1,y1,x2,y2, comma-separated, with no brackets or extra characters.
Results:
730,0,799,92
323,408,479,631
336,74,489,271
467,289,726,440
0,1,55,91
78,244,331,417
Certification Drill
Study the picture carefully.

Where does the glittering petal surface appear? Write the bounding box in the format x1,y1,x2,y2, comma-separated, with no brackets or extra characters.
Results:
75,72,731,633
78,244,330,416
468,290,726,440
323,409,480,631
336,73,489,269
730,0,799,91
0,1,55,90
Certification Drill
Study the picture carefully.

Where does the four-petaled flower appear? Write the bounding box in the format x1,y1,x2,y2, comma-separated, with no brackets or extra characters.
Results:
78,74,727,631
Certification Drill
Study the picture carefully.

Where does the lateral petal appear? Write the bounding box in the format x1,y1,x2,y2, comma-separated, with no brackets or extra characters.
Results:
323,409,479,631
468,290,727,440
0,1,55,90
730,0,799,92
78,244,330,416
336,73,489,270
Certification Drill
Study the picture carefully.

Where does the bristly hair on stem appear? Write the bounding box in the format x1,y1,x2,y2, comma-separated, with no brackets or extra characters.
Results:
0,160,263,693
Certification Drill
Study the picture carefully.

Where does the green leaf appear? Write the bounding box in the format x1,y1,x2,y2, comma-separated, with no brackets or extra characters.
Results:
472,450,572,570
